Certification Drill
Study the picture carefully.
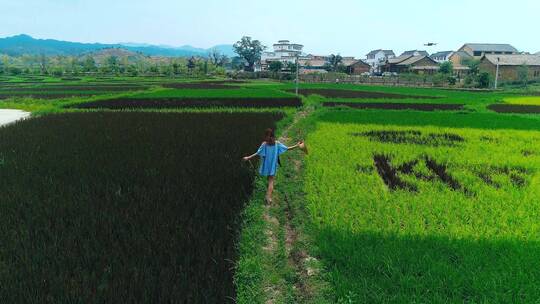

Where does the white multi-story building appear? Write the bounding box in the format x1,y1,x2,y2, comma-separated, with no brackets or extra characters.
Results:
260,40,305,70
365,49,395,73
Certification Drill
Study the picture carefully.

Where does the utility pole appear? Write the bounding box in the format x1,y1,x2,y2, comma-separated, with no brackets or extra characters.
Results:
494,57,500,89
295,54,299,96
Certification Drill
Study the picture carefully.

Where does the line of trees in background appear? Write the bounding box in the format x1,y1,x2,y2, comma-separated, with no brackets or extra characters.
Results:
0,49,245,77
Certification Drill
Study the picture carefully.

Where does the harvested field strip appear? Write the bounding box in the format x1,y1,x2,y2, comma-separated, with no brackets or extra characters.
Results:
324,102,464,111
290,88,440,99
0,91,117,99
71,97,303,109
162,83,239,89
0,86,147,91
0,112,283,302
489,104,540,113
352,130,464,146
131,88,295,99
0,93,102,99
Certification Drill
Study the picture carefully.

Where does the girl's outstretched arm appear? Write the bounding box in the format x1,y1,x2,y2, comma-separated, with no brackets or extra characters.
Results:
287,141,304,150
242,152,258,161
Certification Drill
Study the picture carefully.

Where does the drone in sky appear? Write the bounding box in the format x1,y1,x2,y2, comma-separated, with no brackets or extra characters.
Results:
424,42,438,46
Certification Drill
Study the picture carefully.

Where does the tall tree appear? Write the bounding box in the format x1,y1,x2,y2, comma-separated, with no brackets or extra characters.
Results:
439,61,453,75
269,61,283,73
464,59,480,76
209,48,229,67
39,54,48,74
327,54,343,72
233,36,265,72
187,57,196,74
107,56,119,74
83,56,97,72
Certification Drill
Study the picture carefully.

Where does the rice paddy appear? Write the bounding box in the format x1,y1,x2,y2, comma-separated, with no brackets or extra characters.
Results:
1,75,540,303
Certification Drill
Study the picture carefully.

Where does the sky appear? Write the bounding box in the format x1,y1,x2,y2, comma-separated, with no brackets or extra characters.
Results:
1,0,539,57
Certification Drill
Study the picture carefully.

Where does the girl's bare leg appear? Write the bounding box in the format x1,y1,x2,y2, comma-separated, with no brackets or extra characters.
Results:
266,176,275,203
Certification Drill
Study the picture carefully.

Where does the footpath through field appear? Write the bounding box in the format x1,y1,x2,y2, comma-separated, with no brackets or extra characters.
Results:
0,109,30,127
256,106,331,303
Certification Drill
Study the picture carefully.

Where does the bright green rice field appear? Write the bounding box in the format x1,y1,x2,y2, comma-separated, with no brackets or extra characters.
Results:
303,110,540,303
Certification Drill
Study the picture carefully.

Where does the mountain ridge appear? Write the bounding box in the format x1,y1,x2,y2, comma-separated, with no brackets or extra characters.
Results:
0,34,236,57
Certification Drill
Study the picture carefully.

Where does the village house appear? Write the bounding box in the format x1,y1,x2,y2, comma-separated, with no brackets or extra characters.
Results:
298,55,362,74
365,49,395,73
341,56,357,67
458,43,518,59
400,50,429,57
347,60,371,75
260,40,305,71
383,55,439,74
298,55,327,74
446,51,473,78
479,54,540,82
430,51,454,63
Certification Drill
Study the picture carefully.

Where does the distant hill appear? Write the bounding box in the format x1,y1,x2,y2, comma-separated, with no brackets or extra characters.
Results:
0,34,235,57
85,48,149,65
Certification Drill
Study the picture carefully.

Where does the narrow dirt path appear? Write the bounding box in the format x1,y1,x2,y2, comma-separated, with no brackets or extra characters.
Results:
278,109,317,301
261,107,322,303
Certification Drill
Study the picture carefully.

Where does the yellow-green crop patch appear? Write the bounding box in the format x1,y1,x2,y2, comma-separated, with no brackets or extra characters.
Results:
504,96,540,105
304,120,540,302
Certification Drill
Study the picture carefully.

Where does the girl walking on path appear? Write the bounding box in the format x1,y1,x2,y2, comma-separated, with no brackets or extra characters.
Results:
243,128,305,204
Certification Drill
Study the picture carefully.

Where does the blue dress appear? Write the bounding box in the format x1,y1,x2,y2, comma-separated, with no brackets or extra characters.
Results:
257,141,288,176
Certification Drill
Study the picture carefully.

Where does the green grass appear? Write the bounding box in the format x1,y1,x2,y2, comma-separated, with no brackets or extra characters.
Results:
273,83,517,113
318,108,540,130
302,111,540,302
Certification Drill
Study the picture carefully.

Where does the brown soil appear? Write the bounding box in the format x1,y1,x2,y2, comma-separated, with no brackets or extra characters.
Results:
0,93,100,99
373,154,417,192
291,89,440,99
0,86,147,92
425,157,470,195
488,104,540,113
71,97,302,109
474,165,530,188
325,102,464,111
352,130,465,146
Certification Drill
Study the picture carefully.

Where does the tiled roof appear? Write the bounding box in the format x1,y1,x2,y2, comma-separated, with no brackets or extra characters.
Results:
483,54,540,66
430,51,453,58
451,51,472,59
462,43,517,53
397,55,433,66
387,55,412,64
300,59,327,67
366,49,395,56
347,59,369,67
401,50,429,57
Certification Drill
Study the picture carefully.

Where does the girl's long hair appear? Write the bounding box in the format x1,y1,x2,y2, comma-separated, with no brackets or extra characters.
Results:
264,128,276,146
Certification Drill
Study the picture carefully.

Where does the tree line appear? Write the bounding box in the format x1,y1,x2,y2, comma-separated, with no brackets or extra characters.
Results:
0,49,244,77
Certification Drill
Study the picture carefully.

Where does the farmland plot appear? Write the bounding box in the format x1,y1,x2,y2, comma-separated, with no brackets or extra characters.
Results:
304,119,540,302
0,112,282,303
